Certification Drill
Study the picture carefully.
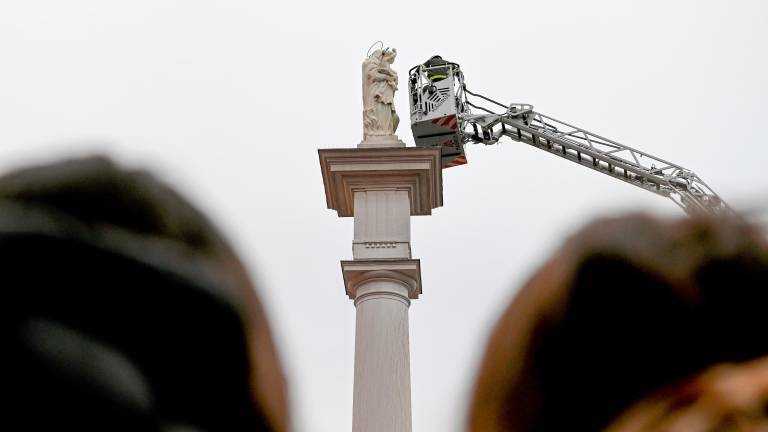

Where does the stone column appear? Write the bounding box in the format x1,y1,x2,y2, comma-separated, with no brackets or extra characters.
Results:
319,147,443,432
344,263,418,432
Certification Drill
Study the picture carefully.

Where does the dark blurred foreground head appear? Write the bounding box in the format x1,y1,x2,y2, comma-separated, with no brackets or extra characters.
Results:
469,214,768,432
2,157,288,431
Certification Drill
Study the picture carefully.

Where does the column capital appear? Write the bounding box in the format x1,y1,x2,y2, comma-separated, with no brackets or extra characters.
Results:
318,147,443,217
341,259,422,300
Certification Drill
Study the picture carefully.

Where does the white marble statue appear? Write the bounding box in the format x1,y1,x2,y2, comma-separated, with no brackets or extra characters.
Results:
360,47,404,147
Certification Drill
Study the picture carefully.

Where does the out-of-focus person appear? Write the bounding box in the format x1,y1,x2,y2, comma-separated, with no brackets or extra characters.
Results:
3,157,289,431
468,214,768,432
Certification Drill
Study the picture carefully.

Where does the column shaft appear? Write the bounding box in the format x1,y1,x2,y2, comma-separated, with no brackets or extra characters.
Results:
352,280,412,432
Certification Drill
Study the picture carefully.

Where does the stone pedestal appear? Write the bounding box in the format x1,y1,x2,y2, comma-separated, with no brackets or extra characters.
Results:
358,134,406,149
353,190,411,259
319,147,443,432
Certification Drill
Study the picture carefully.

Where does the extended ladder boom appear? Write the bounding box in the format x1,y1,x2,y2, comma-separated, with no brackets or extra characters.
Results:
408,59,731,217
462,87,729,216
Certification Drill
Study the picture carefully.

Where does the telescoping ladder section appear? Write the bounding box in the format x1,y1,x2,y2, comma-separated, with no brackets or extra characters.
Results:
461,87,730,216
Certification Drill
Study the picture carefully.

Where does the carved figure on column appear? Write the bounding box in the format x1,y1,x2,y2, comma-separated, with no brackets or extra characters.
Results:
361,45,405,147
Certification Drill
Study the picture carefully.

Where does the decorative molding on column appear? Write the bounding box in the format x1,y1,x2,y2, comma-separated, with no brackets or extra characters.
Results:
318,147,443,217
340,259,422,300
352,240,411,260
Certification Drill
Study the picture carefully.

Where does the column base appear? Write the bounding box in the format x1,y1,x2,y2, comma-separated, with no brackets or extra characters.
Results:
358,134,406,148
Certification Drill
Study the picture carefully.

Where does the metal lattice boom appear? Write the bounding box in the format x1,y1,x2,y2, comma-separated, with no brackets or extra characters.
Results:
460,86,730,216
409,60,732,217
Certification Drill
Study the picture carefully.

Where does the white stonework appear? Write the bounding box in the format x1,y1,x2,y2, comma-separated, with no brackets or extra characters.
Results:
361,47,402,148
318,147,443,217
358,133,406,149
319,146,442,432
341,260,421,432
352,190,411,259
341,260,422,300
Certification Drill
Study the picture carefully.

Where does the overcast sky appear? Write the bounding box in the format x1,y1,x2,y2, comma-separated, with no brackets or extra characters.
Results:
2,1,767,431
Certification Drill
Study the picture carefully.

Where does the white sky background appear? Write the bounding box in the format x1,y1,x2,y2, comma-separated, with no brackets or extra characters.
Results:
2,1,767,430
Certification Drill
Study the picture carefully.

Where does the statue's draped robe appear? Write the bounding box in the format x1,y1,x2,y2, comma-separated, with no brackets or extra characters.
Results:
362,55,399,140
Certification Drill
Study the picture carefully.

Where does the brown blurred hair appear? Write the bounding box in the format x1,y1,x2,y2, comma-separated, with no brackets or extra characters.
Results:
468,214,768,432
1,157,289,431
605,355,768,432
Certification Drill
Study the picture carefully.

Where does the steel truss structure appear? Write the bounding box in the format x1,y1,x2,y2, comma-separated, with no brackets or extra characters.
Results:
409,61,731,216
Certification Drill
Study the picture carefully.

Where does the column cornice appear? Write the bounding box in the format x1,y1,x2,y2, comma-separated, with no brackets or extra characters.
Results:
318,147,443,217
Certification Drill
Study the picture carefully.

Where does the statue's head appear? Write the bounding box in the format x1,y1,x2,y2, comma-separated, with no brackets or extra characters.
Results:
382,48,397,64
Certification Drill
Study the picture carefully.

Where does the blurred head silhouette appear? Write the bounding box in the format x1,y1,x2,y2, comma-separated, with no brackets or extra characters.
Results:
469,214,768,432
2,157,289,431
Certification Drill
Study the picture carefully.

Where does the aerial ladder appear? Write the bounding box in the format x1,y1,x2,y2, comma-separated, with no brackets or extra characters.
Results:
408,57,731,217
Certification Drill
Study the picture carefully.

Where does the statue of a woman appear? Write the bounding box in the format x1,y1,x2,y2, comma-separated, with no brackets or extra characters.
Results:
361,47,404,147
